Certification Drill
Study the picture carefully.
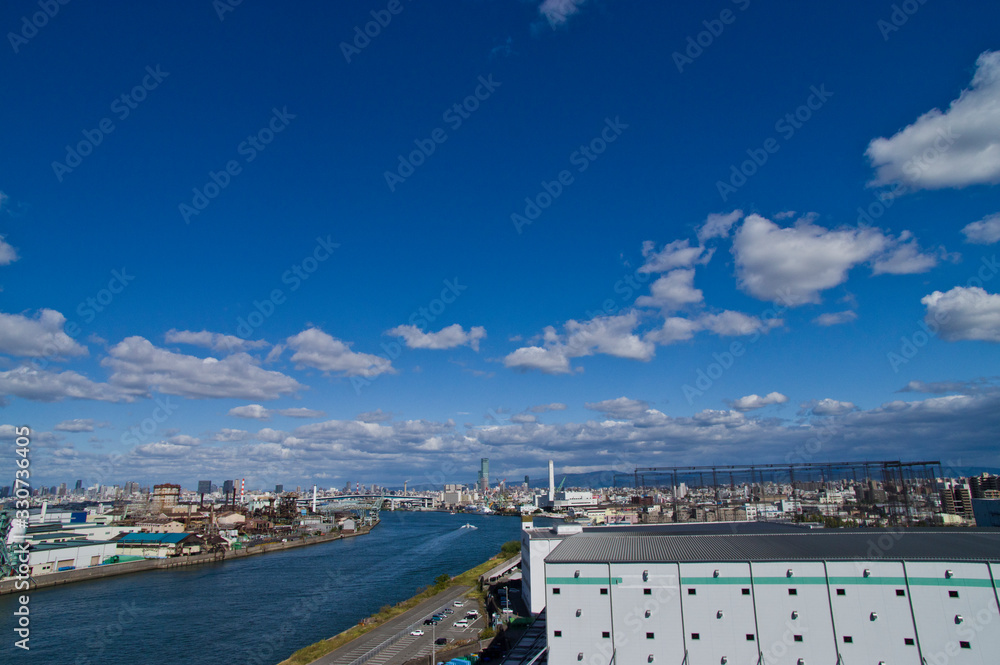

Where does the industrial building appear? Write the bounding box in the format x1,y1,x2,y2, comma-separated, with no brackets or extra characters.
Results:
26,540,120,576
537,527,1000,665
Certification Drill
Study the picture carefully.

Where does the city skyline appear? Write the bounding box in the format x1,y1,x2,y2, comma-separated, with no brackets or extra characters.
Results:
2,3,1000,488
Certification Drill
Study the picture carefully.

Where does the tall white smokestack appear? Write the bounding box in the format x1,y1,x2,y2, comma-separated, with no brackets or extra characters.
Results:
312,485,317,513
548,460,555,502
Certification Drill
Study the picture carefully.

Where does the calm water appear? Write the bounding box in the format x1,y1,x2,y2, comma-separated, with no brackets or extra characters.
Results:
0,511,520,665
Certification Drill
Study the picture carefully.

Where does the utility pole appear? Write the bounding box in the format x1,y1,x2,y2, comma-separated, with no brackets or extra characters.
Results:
431,621,435,665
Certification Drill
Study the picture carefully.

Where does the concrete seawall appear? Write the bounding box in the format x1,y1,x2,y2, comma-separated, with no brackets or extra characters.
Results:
0,528,369,595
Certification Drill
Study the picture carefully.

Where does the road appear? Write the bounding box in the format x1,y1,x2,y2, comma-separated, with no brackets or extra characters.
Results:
310,584,484,665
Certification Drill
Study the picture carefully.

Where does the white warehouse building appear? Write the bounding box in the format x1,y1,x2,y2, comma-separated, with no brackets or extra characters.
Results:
540,528,1000,665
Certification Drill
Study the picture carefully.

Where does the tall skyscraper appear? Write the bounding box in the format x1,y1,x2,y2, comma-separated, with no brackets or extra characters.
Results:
75,479,83,491
478,457,489,492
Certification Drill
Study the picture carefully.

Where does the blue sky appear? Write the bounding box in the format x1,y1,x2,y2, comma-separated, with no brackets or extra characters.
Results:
2,0,1000,490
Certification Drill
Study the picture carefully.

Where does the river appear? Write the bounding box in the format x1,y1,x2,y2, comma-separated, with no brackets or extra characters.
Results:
0,511,521,665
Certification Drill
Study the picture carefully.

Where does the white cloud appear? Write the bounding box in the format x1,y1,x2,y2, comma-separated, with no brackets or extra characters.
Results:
563,312,655,360
538,0,588,27
229,404,270,420
698,311,781,337
898,379,984,395
730,392,789,411
213,428,249,442
165,329,269,353
504,311,654,374
962,213,1000,244
0,235,19,265
866,50,1000,190
0,366,130,403
922,286,1000,342
644,311,780,346
585,397,651,420
871,234,938,274
635,269,704,311
54,418,101,432
0,309,88,358
813,310,858,327
287,327,394,378
528,402,568,413
802,398,857,416
277,407,326,418
692,409,747,427
644,317,702,345
503,345,571,374
102,336,303,400
733,214,889,305
386,324,486,351
510,413,538,424
357,409,393,423
639,240,713,273
697,210,743,242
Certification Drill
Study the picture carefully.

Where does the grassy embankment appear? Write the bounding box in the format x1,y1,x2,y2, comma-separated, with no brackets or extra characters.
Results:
279,543,520,665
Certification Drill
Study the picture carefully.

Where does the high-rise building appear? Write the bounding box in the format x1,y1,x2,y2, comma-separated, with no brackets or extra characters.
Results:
275,484,284,494
75,479,83,491
478,458,489,492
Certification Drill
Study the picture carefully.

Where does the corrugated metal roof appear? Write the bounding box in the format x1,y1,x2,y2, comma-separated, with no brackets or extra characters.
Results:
544,529,1000,563
119,532,193,544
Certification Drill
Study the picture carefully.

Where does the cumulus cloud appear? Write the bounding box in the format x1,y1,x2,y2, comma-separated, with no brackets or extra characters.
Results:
528,402,568,413
643,316,702,345
866,51,1000,190
102,336,303,400
898,379,987,395
0,366,130,402
23,388,1000,486
538,0,589,28
287,327,394,378
644,311,780,346
510,413,538,424
813,310,858,327
639,240,713,273
0,309,88,358
922,286,1000,342
697,210,744,243
585,397,651,420
386,324,486,351
229,404,270,420
54,418,104,432
504,311,654,374
802,398,857,416
503,345,571,374
692,409,747,427
732,214,934,305
0,235,18,265
635,269,704,311
962,213,1000,244
277,407,326,418
357,409,393,423
871,233,938,275
730,392,789,411
165,329,269,353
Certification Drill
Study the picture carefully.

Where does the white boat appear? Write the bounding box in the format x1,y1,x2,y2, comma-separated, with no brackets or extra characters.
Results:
460,523,478,529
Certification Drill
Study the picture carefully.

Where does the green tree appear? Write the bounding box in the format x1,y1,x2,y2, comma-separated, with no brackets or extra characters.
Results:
434,573,451,587
500,540,521,558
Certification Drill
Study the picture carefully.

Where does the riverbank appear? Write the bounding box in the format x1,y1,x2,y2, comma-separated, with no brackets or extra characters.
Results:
279,551,516,665
0,525,374,595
